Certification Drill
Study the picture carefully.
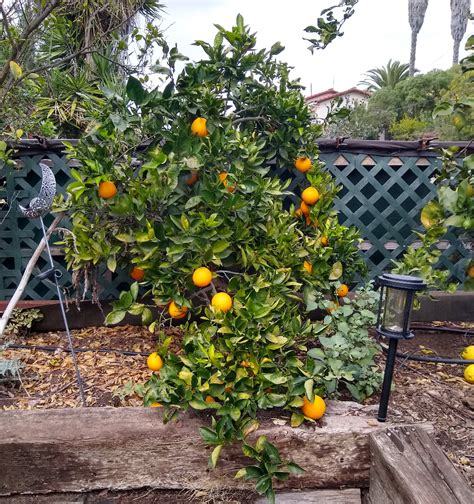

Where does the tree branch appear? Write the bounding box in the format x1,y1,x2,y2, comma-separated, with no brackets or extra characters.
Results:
0,3,16,49
232,116,267,125
0,0,61,88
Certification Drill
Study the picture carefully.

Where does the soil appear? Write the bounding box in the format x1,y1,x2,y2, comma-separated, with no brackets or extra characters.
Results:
1,321,473,499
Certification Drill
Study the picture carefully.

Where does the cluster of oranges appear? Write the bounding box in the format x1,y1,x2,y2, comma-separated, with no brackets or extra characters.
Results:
132,117,334,421
294,156,348,305
462,346,474,384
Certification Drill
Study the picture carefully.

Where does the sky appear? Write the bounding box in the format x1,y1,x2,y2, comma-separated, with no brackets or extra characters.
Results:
159,0,472,96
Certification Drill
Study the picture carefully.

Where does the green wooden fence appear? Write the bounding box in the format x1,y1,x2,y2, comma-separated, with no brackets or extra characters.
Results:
1,139,472,300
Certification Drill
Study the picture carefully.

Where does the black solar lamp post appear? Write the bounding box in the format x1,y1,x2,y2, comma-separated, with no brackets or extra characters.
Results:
376,273,426,422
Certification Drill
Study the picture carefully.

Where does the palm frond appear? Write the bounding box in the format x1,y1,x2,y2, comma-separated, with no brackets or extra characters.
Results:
359,60,411,90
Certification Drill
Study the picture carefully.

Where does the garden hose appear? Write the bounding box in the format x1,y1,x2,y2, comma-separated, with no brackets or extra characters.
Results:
6,325,474,364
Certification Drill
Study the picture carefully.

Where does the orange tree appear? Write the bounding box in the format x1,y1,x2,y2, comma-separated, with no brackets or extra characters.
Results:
58,16,380,500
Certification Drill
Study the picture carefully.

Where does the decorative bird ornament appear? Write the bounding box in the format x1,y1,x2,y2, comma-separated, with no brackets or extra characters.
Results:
18,163,56,219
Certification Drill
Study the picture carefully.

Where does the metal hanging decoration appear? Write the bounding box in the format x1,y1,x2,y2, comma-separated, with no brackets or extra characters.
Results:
19,163,86,406
375,273,426,422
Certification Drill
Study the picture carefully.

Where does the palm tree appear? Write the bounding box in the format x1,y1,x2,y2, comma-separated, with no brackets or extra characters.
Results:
450,0,471,64
359,60,411,90
408,0,430,77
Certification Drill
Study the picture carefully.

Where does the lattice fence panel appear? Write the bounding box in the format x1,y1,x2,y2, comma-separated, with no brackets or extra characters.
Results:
0,146,470,301
322,152,470,282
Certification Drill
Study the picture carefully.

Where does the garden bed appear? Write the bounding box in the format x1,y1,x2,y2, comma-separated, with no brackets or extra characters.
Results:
1,322,473,490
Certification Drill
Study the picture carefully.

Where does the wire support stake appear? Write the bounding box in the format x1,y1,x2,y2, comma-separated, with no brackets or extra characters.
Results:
40,217,86,406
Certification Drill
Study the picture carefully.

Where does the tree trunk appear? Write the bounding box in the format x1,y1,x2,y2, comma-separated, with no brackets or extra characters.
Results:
453,39,460,65
409,31,418,76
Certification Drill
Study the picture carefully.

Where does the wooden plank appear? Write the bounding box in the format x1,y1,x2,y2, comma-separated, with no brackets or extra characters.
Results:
255,488,361,503
0,403,432,496
367,426,472,504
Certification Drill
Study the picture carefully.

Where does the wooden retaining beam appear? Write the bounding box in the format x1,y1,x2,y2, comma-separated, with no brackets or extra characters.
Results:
367,426,472,504
0,402,431,496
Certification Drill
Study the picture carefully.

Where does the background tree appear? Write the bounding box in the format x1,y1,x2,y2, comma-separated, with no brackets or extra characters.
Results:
450,0,471,64
359,59,410,90
0,0,164,136
327,68,472,140
408,0,430,76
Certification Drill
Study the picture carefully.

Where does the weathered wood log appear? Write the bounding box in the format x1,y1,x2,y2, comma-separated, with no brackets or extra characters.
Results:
0,402,432,496
366,426,472,504
255,488,361,503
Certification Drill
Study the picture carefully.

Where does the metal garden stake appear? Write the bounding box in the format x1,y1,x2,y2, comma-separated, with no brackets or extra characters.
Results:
19,163,86,406
375,273,426,422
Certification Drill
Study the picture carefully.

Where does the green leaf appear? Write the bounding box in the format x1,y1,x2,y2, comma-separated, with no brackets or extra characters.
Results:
329,261,343,280
185,196,202,209
241,418,259,438
130,282,139,301
234,468,247,479
255,475,271,494
126,76,145,104
270,42,284,55
142,307,153,325
290,411,305,427
433,102,454,118
107,255,116,272
255,435,267,453
105,310,126,325
242,443,259,458
210,444,222,468
286,462,305,474
9,61,22,79
236,13,245,33
245,465,264,479
212,240,229,253
307,347,325,360
304,379,314,401
263,441,281,464
199,426,219,444
189,400,208,410
128,303,144,316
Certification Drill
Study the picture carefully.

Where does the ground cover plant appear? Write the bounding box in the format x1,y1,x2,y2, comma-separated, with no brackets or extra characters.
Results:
52,16,382,502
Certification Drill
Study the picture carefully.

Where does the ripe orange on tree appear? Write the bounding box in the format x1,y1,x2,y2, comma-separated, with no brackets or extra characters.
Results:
300,200,310,216
468,265,474,278
337,284,349,298
303,261,313,274
218,172,236,193
205,395,216,403
211,292,233,312
193,267,212,287
301,395,326,420
191,117,208,137
294,157,312,173
185,170,199,186
130,266,145,281
321,236,329,247
168,301,188,319
147,352,163,371
98,181,117,199
301,187,320,205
